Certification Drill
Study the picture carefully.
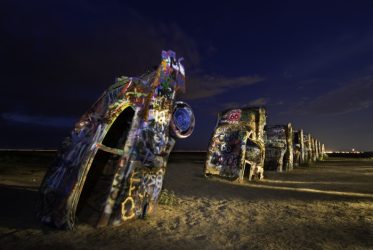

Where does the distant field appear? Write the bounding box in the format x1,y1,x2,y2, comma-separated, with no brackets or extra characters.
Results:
0,151,372,249
327,152,373,158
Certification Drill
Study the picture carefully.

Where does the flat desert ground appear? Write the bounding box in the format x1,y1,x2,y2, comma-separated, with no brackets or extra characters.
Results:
0,153,372,250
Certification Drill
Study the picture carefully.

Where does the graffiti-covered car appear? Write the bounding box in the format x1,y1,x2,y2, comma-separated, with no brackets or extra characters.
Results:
38,50,195,229
293,129,305,167
264,123,293,172
303,133,312,164
204,107,266,181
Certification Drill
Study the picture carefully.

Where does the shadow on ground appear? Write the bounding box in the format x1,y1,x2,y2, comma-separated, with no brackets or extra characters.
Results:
0,153,372,249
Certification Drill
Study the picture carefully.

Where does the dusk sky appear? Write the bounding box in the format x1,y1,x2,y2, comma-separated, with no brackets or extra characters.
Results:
1,1,373,151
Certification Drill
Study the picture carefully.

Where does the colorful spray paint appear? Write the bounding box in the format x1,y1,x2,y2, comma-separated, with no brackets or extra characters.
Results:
37,50,195,229
204,107,266,181
264,123,293,172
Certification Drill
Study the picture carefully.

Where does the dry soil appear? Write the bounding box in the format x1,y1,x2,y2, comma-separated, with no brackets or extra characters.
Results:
0,156,372,250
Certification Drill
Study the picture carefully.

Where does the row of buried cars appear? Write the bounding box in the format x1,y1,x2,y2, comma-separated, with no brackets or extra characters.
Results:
204,107,326,182
37,50,325,230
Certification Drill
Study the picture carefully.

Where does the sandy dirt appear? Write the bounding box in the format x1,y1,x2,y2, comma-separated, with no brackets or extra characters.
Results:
0,155,372,250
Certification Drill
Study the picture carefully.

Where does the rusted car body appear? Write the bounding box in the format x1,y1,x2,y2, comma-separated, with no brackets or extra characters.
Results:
264,123,293,172
204,107,266,181
38,50,195,229
293,129,305,167
303,133,313,164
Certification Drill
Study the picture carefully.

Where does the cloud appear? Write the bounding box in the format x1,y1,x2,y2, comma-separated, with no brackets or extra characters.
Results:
1,113,76,128
2,1,264,116
183,74,265,100
200,97,269,117
297,76,373,115
220,97,268,109
247,97,268,106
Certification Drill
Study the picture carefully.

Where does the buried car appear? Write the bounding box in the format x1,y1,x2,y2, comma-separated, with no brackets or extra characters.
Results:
303,133,313,164
293,129,305,167
204,107,266,181
264,123,293,172
37,50,195,229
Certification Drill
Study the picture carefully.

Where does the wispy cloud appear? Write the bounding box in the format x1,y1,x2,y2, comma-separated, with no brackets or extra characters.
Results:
203,97,269,116
1,113,76,128
219,102,241,110
183,74,265,100
294,76,373,115
247,97,268,106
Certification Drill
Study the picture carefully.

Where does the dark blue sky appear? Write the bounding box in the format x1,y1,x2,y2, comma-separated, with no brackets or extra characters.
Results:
1,0,373,151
